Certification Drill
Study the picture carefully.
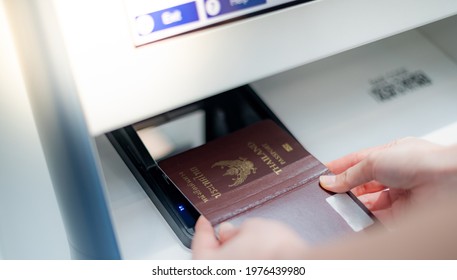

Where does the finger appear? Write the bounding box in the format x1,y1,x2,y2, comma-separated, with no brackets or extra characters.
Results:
351,181,387,196
326,152,366,175
320,156,377,193
218,222,239,244
326,145,385,174
357,190,393,212
191,216,220,259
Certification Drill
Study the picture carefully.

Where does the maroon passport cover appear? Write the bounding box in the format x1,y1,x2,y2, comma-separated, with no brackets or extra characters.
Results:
159,120,373,244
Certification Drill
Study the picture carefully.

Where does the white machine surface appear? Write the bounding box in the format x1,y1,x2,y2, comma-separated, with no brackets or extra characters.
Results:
49,0,457,136
252,29,457,162
1,0,457,259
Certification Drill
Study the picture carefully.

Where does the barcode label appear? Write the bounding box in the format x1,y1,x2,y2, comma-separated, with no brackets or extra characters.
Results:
370,69,432,102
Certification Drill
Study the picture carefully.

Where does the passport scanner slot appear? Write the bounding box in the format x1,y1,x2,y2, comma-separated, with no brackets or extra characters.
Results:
106,85,287,247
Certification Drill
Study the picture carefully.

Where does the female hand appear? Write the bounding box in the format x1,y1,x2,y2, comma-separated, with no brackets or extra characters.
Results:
319,137,457,225
192,138,457,259
192,216,307,260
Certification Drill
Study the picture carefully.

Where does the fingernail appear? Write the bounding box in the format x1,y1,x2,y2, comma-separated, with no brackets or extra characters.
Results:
219,222,235,233
319,175,336,187
217,222,236,241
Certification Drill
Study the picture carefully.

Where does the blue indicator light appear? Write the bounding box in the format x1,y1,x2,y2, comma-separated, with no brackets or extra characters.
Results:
178,205,185,212
136,2,199,35
204,0,267,18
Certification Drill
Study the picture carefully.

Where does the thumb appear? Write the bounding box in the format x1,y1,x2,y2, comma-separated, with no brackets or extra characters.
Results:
192,216,220,259
320,159,375,193
218,222,239,244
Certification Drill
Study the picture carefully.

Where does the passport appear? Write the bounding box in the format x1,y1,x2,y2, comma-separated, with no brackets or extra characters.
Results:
159,120,376,244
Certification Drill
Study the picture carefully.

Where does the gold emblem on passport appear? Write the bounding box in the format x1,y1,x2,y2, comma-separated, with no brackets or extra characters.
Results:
212,157,257,187
282,143,293,152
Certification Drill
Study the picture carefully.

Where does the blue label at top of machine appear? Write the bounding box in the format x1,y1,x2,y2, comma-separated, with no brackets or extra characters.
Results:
135,2,199,36
204,0,267,18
